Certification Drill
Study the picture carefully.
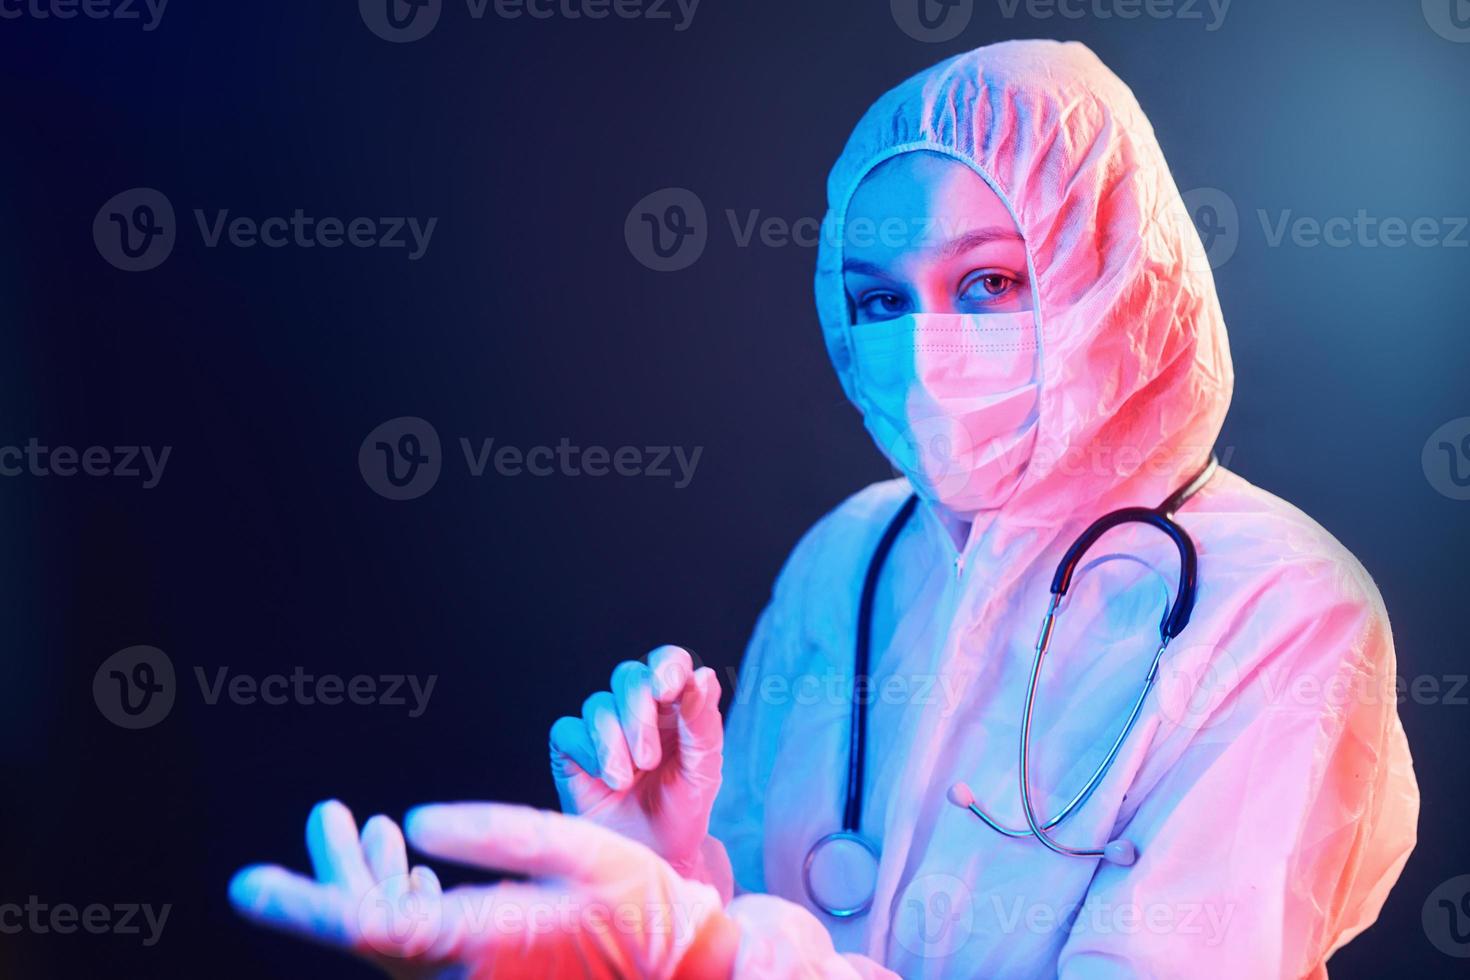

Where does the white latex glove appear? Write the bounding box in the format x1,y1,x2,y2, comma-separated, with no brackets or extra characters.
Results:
229,799,740,979
549,645,725,885
229,800,454,980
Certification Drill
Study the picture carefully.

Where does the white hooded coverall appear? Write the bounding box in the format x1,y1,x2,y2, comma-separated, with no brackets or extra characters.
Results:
710,39,1419,979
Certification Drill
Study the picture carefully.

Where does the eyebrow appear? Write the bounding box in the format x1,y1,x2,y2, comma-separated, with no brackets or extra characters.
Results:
842,226,1024,275
938,226,1024,259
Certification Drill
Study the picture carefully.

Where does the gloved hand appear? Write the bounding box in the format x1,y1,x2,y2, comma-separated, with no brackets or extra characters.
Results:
229,798,740,979
549,645,726,888
229,800,453,980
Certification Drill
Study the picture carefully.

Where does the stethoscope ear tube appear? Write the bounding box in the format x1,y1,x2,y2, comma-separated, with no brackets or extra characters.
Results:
1019,454,1217,860
1048,507,1199,641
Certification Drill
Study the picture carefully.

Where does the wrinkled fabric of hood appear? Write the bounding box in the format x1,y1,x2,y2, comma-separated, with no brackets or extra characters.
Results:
816,39,1233,526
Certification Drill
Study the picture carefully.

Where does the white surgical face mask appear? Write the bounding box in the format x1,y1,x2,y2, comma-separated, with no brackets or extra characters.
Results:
846,311,1040,515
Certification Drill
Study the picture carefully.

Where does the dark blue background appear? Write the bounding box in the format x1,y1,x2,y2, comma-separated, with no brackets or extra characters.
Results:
2,0,1467,975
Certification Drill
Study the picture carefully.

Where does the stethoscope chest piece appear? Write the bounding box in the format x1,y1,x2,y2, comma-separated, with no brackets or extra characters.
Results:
803,831,880,918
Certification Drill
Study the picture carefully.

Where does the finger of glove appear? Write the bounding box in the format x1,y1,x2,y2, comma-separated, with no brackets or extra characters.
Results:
410,865,442,901
307,800,375,898
405,803,646,884
229,864,354,949
361,815,410,885
676,667,724,773
611,660,662,771
548,716,605,814
647,645,694,704
582,691,634,791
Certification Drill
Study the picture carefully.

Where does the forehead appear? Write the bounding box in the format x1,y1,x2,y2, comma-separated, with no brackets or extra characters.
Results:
846,152,1016,234
843,152,1021,266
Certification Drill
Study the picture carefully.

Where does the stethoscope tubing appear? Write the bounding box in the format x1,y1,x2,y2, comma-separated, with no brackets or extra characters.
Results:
845,493,920,834
839,454,1218,850
1014,456,1218,857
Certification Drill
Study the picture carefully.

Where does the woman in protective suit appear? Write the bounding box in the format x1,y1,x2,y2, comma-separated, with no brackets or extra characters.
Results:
229,39,1418,979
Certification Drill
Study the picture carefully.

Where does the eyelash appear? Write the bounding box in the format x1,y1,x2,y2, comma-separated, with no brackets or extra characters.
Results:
961,271,1022,300
859,292,907,315
856,270,1025,316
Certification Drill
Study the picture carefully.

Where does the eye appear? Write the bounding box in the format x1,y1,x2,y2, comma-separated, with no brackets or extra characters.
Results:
856,291,911,322
960,270,1021,303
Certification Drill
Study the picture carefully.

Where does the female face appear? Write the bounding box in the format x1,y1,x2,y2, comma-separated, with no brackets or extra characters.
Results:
842,151,1031,324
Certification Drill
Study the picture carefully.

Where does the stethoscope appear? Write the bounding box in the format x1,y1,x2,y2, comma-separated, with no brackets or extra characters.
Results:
802,454,1219,918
